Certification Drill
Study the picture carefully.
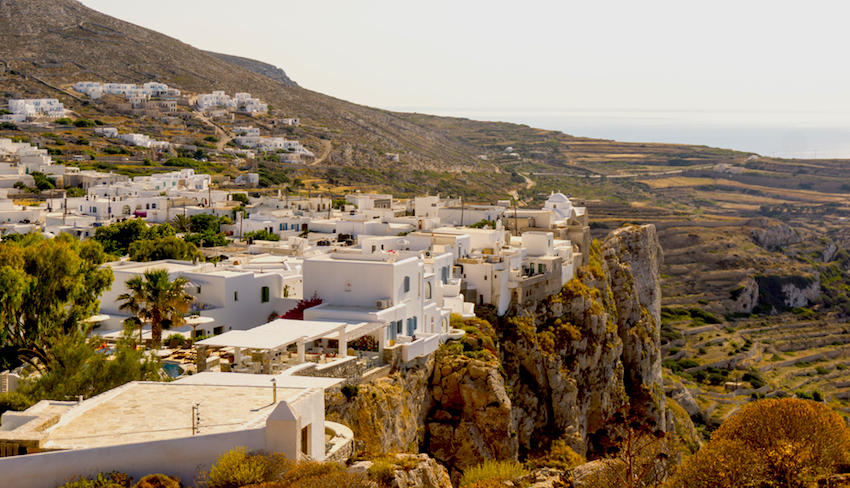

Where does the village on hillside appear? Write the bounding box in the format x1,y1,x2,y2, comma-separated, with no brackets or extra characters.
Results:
0,87,591,481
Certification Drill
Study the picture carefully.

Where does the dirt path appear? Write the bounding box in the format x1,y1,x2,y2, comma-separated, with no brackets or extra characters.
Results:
308,139,332,166
195,112,232,150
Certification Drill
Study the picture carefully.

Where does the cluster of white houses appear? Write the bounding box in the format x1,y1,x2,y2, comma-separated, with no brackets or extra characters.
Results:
72,82,181,100
0,146,590,483
0,98,67,123
196,90,268,114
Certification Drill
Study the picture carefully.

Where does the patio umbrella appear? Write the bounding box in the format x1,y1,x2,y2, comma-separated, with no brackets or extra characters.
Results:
185,316,215,338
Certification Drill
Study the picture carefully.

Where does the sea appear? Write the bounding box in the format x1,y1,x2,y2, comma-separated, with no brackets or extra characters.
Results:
400,109,850,160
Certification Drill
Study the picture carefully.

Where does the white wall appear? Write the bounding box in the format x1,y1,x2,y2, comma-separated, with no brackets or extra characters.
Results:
0,428,266,488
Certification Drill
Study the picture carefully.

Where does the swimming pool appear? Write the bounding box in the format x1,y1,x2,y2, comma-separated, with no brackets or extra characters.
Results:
161,362,185,379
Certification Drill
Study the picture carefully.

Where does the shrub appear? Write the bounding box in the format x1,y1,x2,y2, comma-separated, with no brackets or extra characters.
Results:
341,384,359,400
0,391,33,415
164,334,186,347
58,471,132,488
459,460,530,487
132,474,181,488
55,117,73,125
74,119,97,128
366,461,396,487
207,447,292,488
677,358,699,369
668,398,850,487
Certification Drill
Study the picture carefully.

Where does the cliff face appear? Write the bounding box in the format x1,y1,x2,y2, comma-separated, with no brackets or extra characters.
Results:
505,224,665,456
328,225,666,476
325,358,433,454
426,355,517,472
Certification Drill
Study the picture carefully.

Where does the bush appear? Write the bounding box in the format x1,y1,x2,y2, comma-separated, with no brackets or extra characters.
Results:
341,384,359,400
74,119,97,128
55,117,73,125
57,471,132,488
207,447,292,488
459,460,529,487
668,398,850,487
0,391,34,415
0,121,18,130
132,474,181,488
164,334,186,347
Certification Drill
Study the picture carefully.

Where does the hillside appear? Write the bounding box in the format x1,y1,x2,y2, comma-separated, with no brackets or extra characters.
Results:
0,0,757,203
203,51,298,87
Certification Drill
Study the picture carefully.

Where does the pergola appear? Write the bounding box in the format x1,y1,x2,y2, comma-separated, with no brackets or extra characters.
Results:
196,319,350,366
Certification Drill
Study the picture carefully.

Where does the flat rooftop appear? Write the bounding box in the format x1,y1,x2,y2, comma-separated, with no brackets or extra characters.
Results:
41,382,305,450
108,260,202,275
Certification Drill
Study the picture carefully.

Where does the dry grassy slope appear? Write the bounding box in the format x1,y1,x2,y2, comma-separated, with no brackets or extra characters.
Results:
0,0,492,174
0,0,755,184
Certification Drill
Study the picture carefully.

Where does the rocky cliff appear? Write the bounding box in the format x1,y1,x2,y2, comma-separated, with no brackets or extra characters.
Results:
329,225,667,479
505,224,665,458
325,359,433,455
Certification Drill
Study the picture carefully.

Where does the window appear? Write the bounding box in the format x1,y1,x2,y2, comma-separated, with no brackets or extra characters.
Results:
425,282,432,300
261,286,270,303
151,203,156,209
441,267,448,284
396,320,403,335
196,286,202,293
213,326,224,335
404,276,410,293
234,291,239,301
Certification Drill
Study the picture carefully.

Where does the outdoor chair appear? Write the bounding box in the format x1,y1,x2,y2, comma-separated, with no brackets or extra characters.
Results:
168,337,181,349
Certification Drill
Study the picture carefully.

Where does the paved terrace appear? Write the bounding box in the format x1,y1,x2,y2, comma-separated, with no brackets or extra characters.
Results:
41,382,305,450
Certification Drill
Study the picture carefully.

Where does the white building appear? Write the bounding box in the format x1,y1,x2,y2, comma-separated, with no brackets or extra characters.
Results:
197,91,267,113
98,259,302,334
0,374,344,488
302,250,452,363
234,173,260,186
94,127,119,138
118,133,170,149
72,81,180,100
4,99,65,121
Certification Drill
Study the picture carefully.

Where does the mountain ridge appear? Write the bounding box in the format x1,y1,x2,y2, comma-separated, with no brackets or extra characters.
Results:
202,51,298,87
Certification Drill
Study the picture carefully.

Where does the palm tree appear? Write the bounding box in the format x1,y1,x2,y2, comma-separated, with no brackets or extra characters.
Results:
117,269,193,348
171,214,191,233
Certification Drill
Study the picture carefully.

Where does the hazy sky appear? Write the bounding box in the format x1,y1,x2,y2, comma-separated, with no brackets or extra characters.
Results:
78,0,849,113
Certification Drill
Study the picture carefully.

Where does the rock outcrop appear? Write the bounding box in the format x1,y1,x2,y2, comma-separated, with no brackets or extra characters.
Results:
325,358,433,454
728,276,759,314
426,354,518,473
747,217,802,250
349,454,453,488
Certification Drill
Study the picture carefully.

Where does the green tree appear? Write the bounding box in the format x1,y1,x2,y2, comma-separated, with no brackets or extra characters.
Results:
64,186,86,197
93,219,150,256
189,213,220,234
171,214,192,232
93,220,175,257
118,269,193,348
31,171,55,191
184,230,228,248
244,229,280,242
128,236,200,262
0,234,112,370
230,192,249,204
17,329,163,402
